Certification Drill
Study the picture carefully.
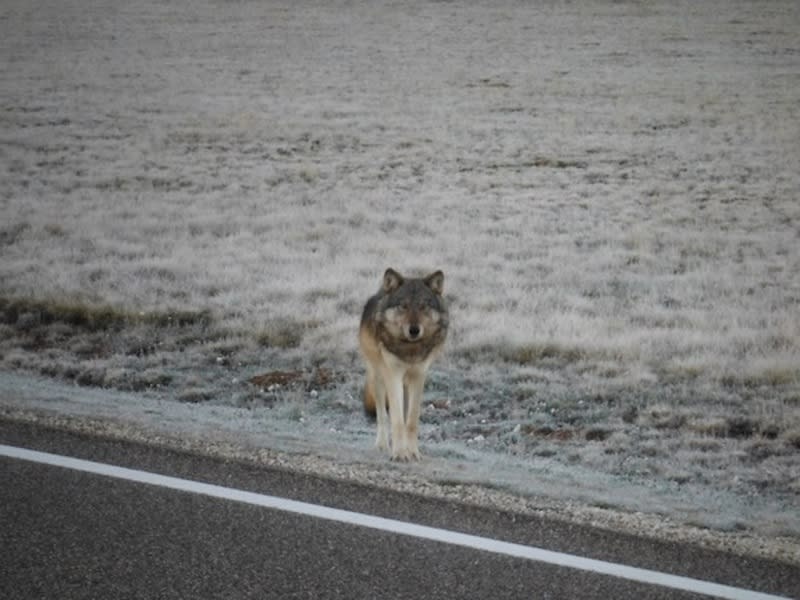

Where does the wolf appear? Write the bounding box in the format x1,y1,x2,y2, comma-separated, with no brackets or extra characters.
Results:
358,268,449,461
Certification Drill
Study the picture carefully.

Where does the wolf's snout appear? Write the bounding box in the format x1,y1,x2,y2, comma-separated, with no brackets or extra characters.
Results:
407,325,421,339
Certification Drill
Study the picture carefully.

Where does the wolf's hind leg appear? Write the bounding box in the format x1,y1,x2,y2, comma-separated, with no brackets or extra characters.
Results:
374,379,389,451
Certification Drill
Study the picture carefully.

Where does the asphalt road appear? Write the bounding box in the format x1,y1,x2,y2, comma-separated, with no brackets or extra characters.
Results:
1,419,797,599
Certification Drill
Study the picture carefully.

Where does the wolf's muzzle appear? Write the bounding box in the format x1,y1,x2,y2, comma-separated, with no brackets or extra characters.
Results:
406,324,422,340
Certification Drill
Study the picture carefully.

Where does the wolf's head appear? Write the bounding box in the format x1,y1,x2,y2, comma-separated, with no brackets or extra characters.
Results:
379,268,447,344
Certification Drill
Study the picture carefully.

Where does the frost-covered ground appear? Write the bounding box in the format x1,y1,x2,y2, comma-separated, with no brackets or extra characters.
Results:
1,0,799,555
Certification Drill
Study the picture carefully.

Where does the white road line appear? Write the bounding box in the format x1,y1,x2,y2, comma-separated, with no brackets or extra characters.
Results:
0,444,789,600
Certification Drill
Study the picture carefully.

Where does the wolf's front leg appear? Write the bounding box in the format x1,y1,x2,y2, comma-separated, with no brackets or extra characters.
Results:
404,373,426,460
382,369,410,460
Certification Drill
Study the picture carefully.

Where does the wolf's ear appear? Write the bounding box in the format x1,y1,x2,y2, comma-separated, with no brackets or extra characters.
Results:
383,268,404,293
424,270,444,296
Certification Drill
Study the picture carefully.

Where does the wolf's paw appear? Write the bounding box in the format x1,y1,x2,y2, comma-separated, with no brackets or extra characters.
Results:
390,446,421,462
374,423,390,452
406,442,420,461
374,435,389,452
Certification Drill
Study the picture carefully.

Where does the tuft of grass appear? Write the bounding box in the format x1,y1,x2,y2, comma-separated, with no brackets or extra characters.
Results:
255,319,311,349
1,297,129,331
0,222,31,246
721,366,799,389
130,369,173,391
303,288,338,303
143,309,212,329
644,405,688,430
532,156,589,169
688,438,723,452
782,428,800,449
689,416,778,440
659,362,704,383
689,417,730,437
502,343,586,366
749,368,798,387
177,387,216,403
43,223,66,237
585,427,613,442
0,296,212,332
726,417,757,439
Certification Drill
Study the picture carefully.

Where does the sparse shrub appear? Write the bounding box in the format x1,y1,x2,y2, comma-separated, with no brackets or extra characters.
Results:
757,368,798,387
138,369,173,388
721,366,799,389
647,406,688,430
69,337,107,359
688,438,722,452
0,297,127,331
640,445,660,457
585,427,612,441
178,387,215,403
4,350,29,368
284,403,304,421
304,288,338,303
0,222,30,246
726,417,756,439
502,343,585,366
43,223,66,237
75,366,106,387
760,423,780,440
534,447,558,458
781,428,800,449
746,441,782,462
103,368,133,388
689,416,769,440
256,319,307,349
144,309,212,329
2,297,216,334
689,417,729,437
620,405,639,424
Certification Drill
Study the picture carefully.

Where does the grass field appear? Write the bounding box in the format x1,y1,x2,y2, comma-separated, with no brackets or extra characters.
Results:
1,0,799,539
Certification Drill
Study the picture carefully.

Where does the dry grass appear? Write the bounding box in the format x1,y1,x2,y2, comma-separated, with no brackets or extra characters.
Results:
1,1,798,393
0,297,211,332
